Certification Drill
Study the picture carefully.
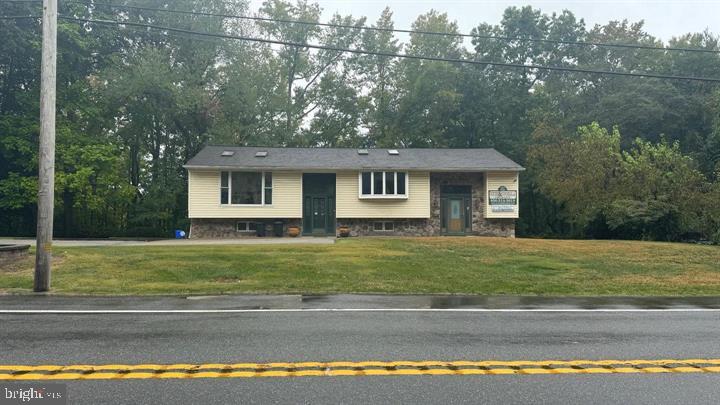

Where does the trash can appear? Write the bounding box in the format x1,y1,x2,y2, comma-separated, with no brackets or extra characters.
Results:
174,230,186,239
273,221,284,237
255,222,266,237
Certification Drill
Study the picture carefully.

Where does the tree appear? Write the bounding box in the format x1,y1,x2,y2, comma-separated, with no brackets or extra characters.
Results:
528,122,622,233
383,10,465,147
1,1,719,241
352,7,400,146
530,122,716,240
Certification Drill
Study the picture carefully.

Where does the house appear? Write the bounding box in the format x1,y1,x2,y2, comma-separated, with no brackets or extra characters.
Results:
183,146,523,238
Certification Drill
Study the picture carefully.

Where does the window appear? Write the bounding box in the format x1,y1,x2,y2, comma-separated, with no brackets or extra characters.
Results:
231,172,261,204
396,172,406,195
264,172,273,205
373,171,383,194
361,172,371,195
385,172,394,194
236,221,258,232
360,171,408,198
373,221,394,232
220,171,272,205
220,172,229,204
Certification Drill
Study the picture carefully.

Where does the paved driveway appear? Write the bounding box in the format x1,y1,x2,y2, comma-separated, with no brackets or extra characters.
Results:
0,237,335,247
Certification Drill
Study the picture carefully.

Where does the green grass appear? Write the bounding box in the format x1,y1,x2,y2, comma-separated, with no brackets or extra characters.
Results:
2,237,720,295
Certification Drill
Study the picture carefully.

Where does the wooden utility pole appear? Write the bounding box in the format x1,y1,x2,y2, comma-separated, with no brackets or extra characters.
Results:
34,0,57,292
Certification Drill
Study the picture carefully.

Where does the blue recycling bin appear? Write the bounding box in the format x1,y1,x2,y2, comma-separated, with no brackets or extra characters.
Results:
175,229,186,239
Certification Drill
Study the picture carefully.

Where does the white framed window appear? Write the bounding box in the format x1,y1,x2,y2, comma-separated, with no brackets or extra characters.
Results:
359,171,407,198
264,172,273,205
236,221,258,232
373,221,395,232
220,172,230,204
220,171,272,206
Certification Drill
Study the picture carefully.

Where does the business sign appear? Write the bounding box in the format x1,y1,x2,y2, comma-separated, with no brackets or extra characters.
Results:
489,186,517,213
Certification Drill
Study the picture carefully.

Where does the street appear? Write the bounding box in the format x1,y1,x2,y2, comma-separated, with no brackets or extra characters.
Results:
1,296,719,404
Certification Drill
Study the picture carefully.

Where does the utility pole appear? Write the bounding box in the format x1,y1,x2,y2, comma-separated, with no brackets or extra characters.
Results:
35,0,57,292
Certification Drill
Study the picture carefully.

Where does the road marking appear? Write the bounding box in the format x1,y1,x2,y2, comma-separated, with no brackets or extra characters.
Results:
1,359,719,380
2,308,720,314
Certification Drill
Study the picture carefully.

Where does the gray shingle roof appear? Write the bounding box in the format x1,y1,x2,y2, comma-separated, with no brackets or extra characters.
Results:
184,146,524,171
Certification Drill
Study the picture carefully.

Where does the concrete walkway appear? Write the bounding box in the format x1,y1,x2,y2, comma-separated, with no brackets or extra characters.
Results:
0,237,335,247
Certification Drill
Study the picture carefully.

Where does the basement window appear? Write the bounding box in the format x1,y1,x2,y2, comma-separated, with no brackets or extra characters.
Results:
236,221,258,232
373,221,395,232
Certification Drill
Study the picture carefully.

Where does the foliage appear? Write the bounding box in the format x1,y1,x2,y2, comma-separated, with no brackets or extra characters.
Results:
0,1,719,241
529,123,716,240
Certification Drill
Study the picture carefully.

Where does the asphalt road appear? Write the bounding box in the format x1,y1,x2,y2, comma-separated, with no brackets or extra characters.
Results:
1,305,720,404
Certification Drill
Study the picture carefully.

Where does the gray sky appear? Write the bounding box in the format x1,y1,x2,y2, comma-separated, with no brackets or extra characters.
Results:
249,0,719,42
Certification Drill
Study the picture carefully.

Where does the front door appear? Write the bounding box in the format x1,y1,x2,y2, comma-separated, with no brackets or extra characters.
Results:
303,174,336,235
441,185,471,235
448,198,464,234
311,196,328,233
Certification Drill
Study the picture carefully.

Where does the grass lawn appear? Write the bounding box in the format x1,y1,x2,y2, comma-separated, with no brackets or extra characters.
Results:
1,237,720,296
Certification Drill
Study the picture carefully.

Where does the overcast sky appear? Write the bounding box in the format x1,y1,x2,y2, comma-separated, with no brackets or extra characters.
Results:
249,0,719,42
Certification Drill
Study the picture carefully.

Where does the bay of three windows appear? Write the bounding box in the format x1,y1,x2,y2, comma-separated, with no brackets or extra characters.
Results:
221,171,272,205
361,171,407,197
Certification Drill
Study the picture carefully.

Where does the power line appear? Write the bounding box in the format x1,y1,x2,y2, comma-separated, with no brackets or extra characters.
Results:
67,1,720,55
5,0,720,54
54,15,720,83
3,12,719,82
0,15,39,19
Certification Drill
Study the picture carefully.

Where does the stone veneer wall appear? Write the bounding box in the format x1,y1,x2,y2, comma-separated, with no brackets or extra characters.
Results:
337,172,515,238
336,218,436,237
190,218,302,238
430,172,515,237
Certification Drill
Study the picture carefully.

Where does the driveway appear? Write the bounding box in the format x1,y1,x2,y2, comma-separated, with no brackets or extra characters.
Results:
0,237,335,247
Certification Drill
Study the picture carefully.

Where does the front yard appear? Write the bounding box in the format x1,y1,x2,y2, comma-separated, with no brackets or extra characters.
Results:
1,237,720,295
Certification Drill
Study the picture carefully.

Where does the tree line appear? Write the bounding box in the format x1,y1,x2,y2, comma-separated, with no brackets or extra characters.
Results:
1,0,719,241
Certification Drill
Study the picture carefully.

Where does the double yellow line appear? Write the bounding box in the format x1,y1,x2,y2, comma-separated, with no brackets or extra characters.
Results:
2,359,720,380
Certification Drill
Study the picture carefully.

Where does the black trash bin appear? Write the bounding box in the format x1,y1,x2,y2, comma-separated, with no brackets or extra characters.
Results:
255,222,266,237
273,221,284,237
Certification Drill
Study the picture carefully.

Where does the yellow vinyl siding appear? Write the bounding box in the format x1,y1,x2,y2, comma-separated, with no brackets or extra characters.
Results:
336,171,430,218
485,171,520,218
188,170,302,218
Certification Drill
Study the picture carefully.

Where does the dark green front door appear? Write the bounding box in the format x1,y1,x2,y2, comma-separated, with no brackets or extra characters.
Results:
303,174,335,235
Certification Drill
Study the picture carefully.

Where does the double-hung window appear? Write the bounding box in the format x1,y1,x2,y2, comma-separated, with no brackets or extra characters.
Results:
359,171,407,198
220,171,272,205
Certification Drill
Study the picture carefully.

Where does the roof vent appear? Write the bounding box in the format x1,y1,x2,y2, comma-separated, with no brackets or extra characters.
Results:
357,149,368,155
255,151,268,158
221,150,235,157
388,149,399,155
